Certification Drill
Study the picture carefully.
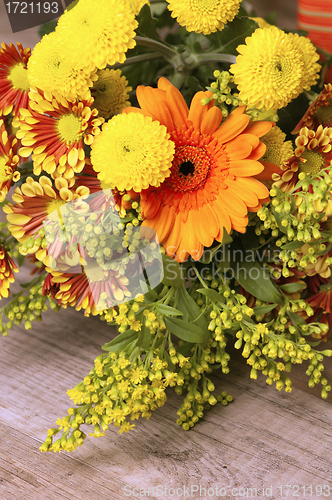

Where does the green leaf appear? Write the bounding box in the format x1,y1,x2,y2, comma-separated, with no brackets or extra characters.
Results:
196,288,224,304
271,207,288,234
155,303,183,316
38,20,57,39
234,260,283,304
288,311,307,327
279,282,307,293
253,303,278,316
176,284,208,331
164,317,208,344
205,17,258,55
102,330,137,351
136,323,151,350
136,4,159,40
161,255,184,288
281,240,303,250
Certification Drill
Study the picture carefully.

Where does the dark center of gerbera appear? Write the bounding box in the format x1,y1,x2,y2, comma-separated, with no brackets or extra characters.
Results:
166,145,212,193
179,161,195,177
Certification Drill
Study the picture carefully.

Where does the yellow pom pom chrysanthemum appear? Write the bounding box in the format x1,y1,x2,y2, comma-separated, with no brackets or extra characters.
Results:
27,32,97,99
260,126,294,168
288,32,321,91
56,0,138,72
126,0,150,16
91,113,175,192
166,0,241,35
230,27,320,111
91,69,132,120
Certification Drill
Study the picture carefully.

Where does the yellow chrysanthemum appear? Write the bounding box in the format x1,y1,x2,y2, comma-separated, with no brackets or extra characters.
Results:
91,112,175,192
126,0,150,16
260,126,294,168
166,0,241,35
27,32,97,99
250,17,271,29
230,27,320,110
91,69,132,119
287,32,321,91
56,0,137,72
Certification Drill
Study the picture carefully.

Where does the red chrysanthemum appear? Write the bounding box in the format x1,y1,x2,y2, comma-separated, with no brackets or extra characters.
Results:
0,42,31,117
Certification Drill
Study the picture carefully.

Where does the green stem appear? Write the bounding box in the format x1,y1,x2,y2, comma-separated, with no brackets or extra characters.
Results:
111,51,163,70
186,53,237,68
135,36,177,59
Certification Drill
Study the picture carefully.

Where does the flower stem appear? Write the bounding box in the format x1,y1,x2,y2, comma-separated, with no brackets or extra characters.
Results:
186,53,237,68
111,51,163,70
135,36,177,59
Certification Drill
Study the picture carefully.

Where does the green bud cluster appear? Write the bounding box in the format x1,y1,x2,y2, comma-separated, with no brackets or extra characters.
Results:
205,70,240,118
0,275,59,336
41,350,175,452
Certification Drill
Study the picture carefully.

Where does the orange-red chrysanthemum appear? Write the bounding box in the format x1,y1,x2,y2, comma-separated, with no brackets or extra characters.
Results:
124,78,279,262
0,244,18,298
0,42,31,117
4,176,90,265
17,88,104,179
273,125,332,193
50,264,132,316
293,84,332,134
0,118,21,201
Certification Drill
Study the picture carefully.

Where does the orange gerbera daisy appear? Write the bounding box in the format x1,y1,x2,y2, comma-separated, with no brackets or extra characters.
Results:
0,244,18,299
124,78,279,262
17,88,104,179
0,119,21,201
0,42,31,117
4,176,90,265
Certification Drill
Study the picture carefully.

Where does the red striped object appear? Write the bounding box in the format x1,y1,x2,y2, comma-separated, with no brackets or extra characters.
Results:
297,0,332,82
297,0,332,52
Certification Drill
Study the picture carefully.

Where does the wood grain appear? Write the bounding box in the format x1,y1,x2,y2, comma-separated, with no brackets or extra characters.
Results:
1,272,332,500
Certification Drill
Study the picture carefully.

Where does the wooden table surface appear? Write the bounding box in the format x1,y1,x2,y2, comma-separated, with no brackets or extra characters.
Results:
3,1,331,500
1,264,332,500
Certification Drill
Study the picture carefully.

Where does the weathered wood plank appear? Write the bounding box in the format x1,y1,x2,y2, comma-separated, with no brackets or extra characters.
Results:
1,300,332,500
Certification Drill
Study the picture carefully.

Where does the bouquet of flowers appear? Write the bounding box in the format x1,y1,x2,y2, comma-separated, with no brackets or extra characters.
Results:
1,0,332,453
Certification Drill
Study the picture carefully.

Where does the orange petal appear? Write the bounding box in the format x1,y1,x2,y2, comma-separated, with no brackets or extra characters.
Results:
254,160,282,180
228,159,264,177
224,135,253,160
245,120,274,138
146,205,175,242
158,77,173,91
224,178,259,207
201,106,223,135
163,216,183,258
165,85,189,129
187,210,214,248
234,176,270,200
141,191,161,219
247,142,266,160
218,188,247,217
211,199,232,235
213,107,250,143
188,91,213,130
